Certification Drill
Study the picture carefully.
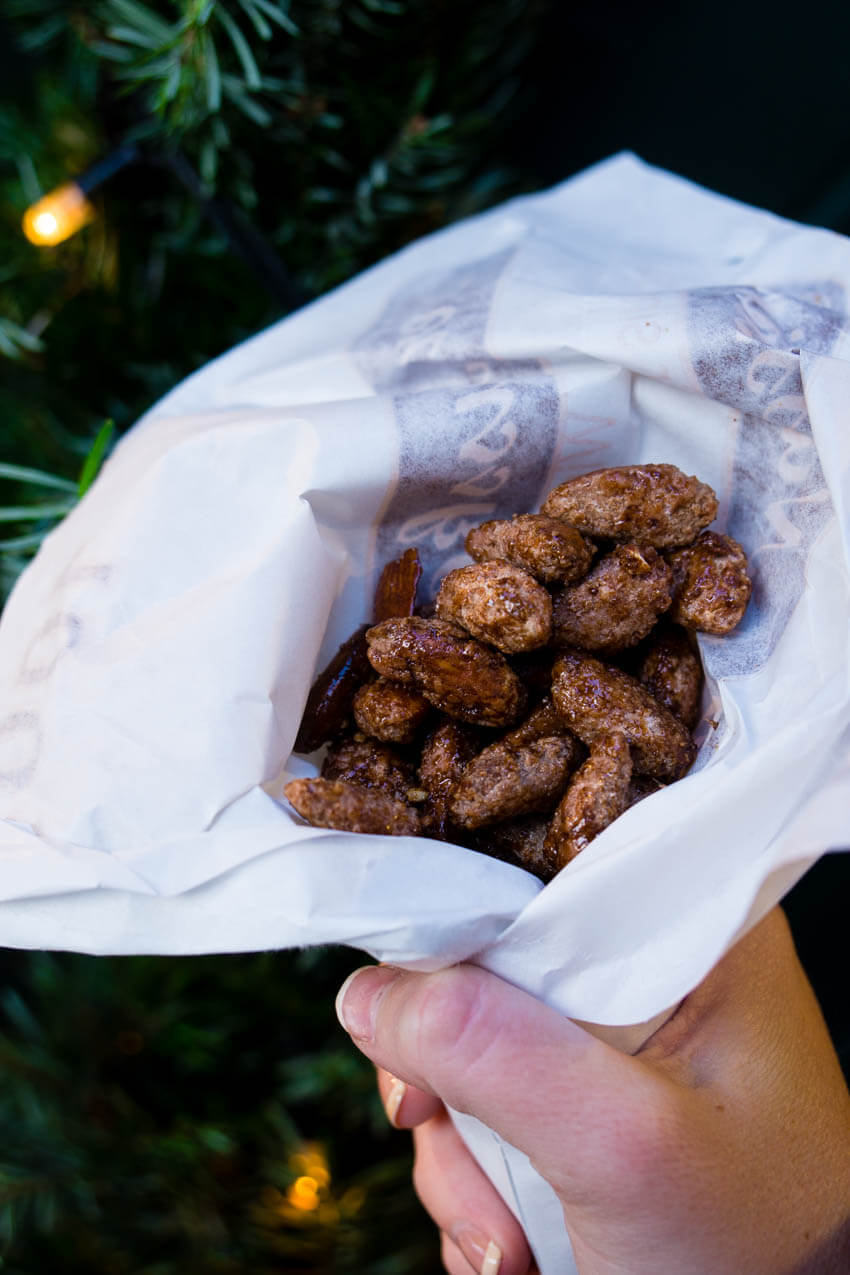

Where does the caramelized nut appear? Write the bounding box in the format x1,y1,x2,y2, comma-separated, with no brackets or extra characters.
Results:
466,514,594,584
637,624,704,729
366,616,526,727
293,624,372,753
552,543,673,654
322,735,415,802
436,561,552,653
373,546,422,621
418,719,482,840
667,531,752,635
284,776,421,836
352,678,431,744
450,734,581,829
542,463,718,548
544,731,633,868
473,815,558,882
551,649,696,780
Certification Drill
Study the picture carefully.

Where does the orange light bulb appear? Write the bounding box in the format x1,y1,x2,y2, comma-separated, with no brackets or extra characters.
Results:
23,182,95,246
287,1175,321,1211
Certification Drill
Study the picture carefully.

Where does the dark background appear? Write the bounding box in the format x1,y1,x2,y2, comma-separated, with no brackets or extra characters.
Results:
513,0,850,234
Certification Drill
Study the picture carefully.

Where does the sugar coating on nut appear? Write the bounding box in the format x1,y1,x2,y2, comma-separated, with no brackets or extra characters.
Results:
417,720,482,839
499,695,573,747
552,543,673,654
465,514,594,584
551,648,696,780
627,774,666,808
450,734,581,829
366,615,526,727
293,623,372,753
373,546,422,621
473,814,558,882
435,560,552,653
541,463,718,549
352,678,431,744
544,731,633,869
322,735,414,801
284,776,421,836
637,624,704,730
667,531,752,635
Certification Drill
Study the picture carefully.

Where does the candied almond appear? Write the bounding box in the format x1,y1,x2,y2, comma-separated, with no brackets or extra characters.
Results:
541,463,718,549
366,616,526,728
544,731,633,868
466,514,594,584
293,624,372,753
373,546,422,621
352,678,431,744
552,543,672,654
551,649,696,780
450,734,581,830
322,735,415,801
285,777,421,836
417,719,482,840
667,531,752,635
637,624,704,730
435,560,552,653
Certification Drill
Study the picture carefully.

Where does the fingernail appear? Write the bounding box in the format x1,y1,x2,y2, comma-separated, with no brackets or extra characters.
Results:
481,1240,503,1275
383,1073,407,1127
451,1224,502,1275
334,965,400,1041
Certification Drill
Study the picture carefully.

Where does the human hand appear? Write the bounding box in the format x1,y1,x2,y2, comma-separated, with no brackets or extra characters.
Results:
335,908,850,1274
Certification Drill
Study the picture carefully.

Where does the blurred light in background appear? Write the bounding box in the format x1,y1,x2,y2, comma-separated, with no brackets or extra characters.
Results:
22,181,95,245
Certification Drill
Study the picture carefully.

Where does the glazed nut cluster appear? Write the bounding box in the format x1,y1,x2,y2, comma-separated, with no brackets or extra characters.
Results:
285,464,752,881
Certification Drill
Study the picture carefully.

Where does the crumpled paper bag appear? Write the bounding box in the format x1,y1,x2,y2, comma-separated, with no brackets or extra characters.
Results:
1,153,849,1273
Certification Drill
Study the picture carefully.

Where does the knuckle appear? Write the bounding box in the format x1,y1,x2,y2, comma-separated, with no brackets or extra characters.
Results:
405,967,491,1082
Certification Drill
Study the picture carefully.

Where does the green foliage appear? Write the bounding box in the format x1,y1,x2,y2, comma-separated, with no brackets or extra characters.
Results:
0,946,438,1271
0,3,556,1266
0,0,551,601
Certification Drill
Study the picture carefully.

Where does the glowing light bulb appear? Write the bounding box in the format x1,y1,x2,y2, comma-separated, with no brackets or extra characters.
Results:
23,182,95,246
33,211,59,238
287,1175,321,1211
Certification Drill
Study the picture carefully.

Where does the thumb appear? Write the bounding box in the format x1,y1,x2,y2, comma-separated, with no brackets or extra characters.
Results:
335,962,668,1199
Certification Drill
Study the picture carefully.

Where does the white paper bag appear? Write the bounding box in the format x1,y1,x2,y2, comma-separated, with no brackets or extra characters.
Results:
1,153,848,1272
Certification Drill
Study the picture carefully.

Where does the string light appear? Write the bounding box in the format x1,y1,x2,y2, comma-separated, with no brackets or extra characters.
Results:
19,143,301,308
287,1175,321,1212
259,1144,332,1218
22,145,138,247
23,182,95,246
254,1144,360,1232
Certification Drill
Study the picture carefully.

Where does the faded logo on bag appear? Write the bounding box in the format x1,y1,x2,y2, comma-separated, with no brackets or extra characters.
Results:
687,284,845,676
354,249,559,598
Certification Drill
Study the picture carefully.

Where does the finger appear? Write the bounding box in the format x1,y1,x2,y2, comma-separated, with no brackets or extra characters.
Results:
413,1109,533,1275
441,1230,479,1275
335,962,667,1200
376,1065,441,1128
